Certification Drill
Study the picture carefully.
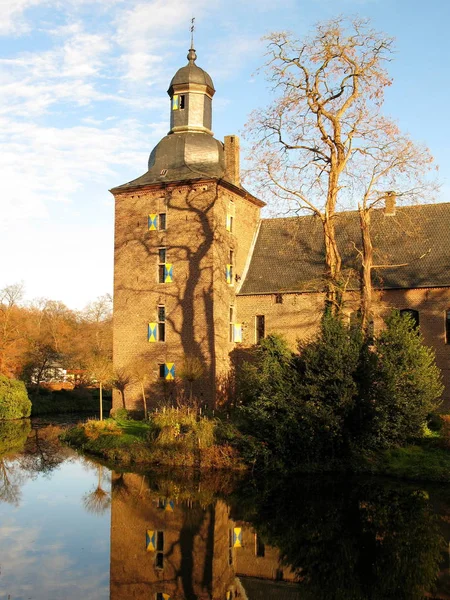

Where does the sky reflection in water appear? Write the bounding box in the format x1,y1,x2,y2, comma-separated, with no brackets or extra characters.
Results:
0,452,110,600
1,422,450,600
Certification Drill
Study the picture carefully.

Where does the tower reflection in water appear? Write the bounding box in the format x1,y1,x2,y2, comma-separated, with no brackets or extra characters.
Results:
110,472,299,600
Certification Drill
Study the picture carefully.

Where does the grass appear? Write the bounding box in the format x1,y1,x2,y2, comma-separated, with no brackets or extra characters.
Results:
357,439,450,483
61,411,246,470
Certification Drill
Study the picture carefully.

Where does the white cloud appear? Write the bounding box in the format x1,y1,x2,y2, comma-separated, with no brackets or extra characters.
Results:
0,0,48,35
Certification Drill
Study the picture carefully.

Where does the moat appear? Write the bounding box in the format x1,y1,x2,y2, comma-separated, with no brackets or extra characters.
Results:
1,419,450,599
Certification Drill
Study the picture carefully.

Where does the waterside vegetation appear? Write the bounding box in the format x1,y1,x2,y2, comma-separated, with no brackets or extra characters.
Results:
62,311,450,482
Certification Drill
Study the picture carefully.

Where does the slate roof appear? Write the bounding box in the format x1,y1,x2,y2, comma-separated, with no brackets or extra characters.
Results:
110,132,225,191
239,202,450,295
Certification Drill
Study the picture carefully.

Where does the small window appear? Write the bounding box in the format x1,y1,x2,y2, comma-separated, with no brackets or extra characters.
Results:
155,552,164,569
158,248,166,283
446,310,450,344
256,315,265,344
255,534,265,557
229,306,234,342
159,364,165,378
228,529,233,566
400,309,419,328
156,531,164,552
275,293,283,304
179,94,185,109
158,305,165,342
159,213,167,230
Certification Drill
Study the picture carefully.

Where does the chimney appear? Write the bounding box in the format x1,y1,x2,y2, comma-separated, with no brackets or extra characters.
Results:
224,135,240,187
384,191,396,216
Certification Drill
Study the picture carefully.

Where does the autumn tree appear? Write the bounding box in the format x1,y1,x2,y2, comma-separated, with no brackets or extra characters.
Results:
245,17,394,309
0,283,25,376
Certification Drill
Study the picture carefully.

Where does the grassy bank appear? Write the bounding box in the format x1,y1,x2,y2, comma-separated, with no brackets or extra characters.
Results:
62,409,246,470
356,440,450,483
61,407,450,481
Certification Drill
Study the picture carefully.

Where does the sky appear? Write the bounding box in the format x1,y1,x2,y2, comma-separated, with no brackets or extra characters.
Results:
1,0,449,310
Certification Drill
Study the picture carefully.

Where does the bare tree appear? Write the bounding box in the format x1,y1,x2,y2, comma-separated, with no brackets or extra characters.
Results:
112,368,131,409
245,17,394,309
350,119,436,333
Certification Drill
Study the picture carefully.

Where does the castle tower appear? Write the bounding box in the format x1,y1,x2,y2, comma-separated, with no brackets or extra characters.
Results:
111,47,264,410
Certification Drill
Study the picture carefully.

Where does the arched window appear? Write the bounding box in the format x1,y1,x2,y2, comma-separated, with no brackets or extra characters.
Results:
399,309,419,328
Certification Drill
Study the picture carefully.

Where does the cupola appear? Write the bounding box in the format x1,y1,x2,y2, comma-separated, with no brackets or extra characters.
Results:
167,46,215,135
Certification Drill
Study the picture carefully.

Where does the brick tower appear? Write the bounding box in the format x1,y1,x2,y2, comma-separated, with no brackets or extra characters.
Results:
111,45,264,410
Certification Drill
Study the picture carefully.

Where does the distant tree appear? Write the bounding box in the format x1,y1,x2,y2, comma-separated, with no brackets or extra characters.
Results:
0,283,25,377
245,17,395,309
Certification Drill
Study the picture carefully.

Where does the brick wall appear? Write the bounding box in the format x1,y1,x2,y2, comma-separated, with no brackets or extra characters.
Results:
112,179,261,410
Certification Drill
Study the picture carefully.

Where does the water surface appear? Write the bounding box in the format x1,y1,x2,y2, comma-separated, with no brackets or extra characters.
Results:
1,419,450,599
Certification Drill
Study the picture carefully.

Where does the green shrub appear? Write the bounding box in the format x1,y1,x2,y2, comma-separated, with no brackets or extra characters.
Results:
358,311,444,449
235,310,445,470
110,407,130,422
0,376,31,420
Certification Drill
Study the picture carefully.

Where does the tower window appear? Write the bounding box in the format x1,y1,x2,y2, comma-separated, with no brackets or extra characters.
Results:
446,310,450,344
179,94,185,109
158,305,166,342
159,213,167,230
255,534,265,557
275,293,283,304
159,364,165,378
157,249,172,284
256,315,265,344
158,248,166,283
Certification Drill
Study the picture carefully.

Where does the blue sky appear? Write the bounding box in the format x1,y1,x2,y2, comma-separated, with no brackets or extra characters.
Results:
1,0,449,309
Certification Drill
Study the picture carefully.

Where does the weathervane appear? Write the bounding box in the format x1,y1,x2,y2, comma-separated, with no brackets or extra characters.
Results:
190,17,195,49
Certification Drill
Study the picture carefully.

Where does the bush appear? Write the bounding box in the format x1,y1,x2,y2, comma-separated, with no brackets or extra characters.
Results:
235,310,445,470
110,407,130,422
83,419,121,440
0,376,31,420
359,311,444,449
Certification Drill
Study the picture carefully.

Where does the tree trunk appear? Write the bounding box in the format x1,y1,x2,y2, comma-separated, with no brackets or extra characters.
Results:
140,381,147,420
359,207,373,337
323,213,342,312
99,380,103,422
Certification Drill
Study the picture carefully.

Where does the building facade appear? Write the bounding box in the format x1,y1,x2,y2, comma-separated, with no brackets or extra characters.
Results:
112,48,450,410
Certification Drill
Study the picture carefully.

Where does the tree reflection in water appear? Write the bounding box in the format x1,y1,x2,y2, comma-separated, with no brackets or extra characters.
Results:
83,464,111,515
230,476,446,600
109,469,449,600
